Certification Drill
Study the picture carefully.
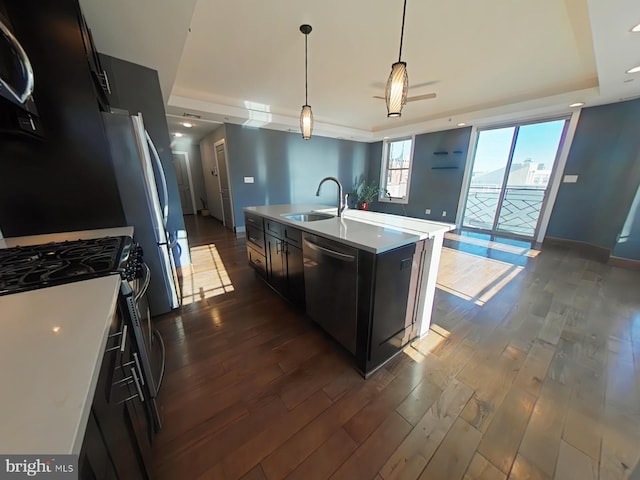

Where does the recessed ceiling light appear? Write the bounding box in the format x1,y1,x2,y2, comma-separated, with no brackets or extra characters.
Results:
457,122,466,127
174,132,183,137
631,22,640,33
569,102,584,108
181,122,193,128
626,65,640,74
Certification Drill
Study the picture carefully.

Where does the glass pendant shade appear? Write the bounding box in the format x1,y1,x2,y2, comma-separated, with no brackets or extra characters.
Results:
300,104,313,140
385,61,408,118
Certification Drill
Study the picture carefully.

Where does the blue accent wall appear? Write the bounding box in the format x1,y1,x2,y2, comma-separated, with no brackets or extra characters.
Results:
367,127,472,223
546,99,640,260
224,124,369,228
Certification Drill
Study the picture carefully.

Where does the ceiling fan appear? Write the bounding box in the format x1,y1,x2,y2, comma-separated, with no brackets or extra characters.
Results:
370,80,437,103
372,92,436,102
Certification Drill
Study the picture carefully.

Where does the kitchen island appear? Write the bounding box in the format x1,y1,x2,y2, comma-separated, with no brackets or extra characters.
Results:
243,204,453,376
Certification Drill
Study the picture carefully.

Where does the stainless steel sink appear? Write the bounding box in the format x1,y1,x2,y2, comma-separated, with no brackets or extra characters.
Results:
282,212,334,222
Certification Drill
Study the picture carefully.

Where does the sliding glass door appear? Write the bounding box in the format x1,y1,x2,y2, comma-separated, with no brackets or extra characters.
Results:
462,118,569,239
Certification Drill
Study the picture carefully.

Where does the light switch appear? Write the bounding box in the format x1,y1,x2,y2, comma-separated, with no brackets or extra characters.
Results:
563,175,579,183
244,176,255,184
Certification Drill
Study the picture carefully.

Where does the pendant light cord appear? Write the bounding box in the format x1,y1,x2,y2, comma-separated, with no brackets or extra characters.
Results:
304,32,309,104
398,0,407,61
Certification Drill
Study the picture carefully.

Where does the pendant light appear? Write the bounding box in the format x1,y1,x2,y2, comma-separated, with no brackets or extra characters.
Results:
300,24,314,139
385,0,409,118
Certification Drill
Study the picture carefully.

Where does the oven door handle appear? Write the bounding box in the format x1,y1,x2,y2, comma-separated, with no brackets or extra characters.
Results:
134,263,151,303
0,19,34,104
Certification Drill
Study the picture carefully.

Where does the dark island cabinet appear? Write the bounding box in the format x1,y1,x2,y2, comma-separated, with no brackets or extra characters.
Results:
243,210,423,377
285,240,305,307
244,213,305,308
355,243,417,375
245,212,267,278
266,233,288,294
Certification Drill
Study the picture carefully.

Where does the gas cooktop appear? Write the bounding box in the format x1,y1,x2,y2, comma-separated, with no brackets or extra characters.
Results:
0,236,132,296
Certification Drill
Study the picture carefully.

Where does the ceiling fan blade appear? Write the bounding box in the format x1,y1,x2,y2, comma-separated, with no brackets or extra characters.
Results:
372,93,437,102
370,80,438,90
406,93,437,102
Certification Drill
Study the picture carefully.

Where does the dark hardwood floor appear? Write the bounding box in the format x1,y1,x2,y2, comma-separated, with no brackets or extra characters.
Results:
152,215,640,480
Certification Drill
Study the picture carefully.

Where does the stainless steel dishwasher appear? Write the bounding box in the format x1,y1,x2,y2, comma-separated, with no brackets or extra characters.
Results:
302,233,358,354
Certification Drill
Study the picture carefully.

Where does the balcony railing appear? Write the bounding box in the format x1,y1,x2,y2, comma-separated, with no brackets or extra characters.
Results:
463,185,546,237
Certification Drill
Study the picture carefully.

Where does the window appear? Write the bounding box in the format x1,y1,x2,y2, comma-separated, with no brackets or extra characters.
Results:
379,137,414,203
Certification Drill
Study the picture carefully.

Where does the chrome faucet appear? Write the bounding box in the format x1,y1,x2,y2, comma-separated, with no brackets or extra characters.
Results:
315,176,347,217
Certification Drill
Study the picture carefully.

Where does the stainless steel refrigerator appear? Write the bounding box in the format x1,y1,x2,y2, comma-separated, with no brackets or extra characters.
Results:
102,110,180,316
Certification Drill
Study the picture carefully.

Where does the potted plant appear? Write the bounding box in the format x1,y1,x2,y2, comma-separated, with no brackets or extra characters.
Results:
356,182,380,210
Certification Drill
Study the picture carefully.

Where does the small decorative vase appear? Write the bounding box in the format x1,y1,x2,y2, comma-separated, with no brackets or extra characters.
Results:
359,202,369,211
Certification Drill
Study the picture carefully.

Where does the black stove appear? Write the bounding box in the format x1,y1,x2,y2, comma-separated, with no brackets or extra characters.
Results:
0,236,134,296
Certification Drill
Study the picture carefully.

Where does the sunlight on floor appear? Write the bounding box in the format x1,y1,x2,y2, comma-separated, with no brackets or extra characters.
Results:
178,244,234,305
437,247,524,306
446,232,541,258
404,323,453,362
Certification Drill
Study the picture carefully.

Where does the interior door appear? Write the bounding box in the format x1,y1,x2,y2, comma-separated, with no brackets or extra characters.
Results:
214,141,234,230
172,152,193,215
201,142,223,221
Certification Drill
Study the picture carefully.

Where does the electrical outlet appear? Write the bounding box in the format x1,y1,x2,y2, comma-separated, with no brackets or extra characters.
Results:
442,211,447,217
425,209,431,215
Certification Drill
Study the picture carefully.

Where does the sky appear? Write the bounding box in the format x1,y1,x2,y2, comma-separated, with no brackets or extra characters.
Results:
472,119,566,175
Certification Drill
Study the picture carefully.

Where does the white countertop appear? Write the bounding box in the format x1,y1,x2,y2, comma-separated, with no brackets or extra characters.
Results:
0,227,134,454
0,226,134,249
244,205,453,253
0,275,121,454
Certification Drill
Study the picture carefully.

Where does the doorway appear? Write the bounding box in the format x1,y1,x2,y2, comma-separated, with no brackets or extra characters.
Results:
214,139,235,230
172,151,197,216
461,118,569,240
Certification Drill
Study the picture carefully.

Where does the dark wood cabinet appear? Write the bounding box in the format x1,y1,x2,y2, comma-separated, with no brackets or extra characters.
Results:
361,243,416,373
0,0,126,237
244,213,267,279
79,297,151,480
266,233,287,294
244,213,306,308
78,411,117,480
77,10,110,112
285,242,305,307
265,221,305,307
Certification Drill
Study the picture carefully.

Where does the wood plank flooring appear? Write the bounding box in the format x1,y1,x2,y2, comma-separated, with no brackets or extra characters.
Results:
152,217,640,479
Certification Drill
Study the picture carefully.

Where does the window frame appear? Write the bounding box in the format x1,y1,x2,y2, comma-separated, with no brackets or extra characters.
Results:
378,135,415,204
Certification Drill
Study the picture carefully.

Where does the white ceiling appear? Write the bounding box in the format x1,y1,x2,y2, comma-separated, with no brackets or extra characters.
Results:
78,0,198,102
80,0,640,142
166,114,222,146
